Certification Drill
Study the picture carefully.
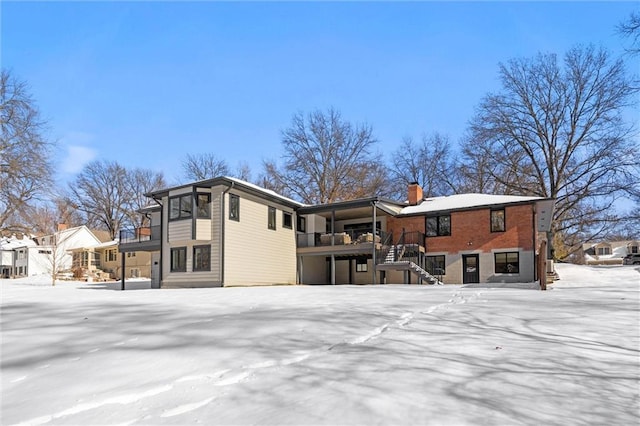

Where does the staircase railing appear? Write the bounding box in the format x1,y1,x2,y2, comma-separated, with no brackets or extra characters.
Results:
397,230,425,264
375,231,394,265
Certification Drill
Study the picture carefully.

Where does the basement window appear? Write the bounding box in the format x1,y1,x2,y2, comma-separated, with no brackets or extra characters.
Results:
426,255,446,275
356,258,368,272
495,252,519,274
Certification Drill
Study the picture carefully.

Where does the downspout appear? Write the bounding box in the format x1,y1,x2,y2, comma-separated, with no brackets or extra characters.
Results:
121,251,126,291
221,181,235,286
191,186,197,240
532,203,538,284
331,210,336,285
154,197,163,289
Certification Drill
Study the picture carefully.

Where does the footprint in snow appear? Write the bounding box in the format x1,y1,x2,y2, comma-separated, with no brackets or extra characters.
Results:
161,397,216,418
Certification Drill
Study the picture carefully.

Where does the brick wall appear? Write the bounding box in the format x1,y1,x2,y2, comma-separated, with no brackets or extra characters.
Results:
388,204,536,254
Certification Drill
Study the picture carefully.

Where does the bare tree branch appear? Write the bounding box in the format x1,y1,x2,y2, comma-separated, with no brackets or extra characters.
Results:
182,153,229,182
458,46,638,258
0,70,54,233
263,108,389,204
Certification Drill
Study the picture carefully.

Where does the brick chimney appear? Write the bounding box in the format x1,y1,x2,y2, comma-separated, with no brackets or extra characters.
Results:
57,223,68,232
408,182,423,206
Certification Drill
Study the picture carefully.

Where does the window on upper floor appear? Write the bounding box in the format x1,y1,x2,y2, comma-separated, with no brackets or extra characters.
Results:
426,215,451,237
170,247,187,272
491,209,506,232
268,206,277,230
229,194,240,221
283,211,293,229
495,252,519,273
169,195,192,221
197,193,211,218
597,247,611,256
297,216,306,233
631,246,638,254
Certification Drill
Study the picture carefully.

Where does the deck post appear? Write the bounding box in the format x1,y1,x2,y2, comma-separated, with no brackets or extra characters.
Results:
121,251,125,291
331,210,336,285
372,201,377,284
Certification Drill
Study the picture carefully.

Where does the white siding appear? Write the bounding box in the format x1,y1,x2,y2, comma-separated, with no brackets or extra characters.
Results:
168,220,191,242
210,187,223,281
195,219,211,240
224,190,297,286
161,186,223,288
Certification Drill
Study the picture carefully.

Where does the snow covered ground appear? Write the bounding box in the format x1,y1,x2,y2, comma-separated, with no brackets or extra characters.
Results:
2,264,639,425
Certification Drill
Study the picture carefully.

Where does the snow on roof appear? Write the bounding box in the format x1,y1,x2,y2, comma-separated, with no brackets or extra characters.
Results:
400,193,545,215
223,176,306,207
0,235,37,250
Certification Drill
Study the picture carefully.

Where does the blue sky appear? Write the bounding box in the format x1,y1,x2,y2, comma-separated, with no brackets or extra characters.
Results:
3,1,638,187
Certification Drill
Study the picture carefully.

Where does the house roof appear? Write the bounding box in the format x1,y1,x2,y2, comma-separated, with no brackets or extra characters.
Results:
147,176,305,208
582,240,640,250
68,239,118,252
0,235,37,250
91,230,113,243
399,193,550,215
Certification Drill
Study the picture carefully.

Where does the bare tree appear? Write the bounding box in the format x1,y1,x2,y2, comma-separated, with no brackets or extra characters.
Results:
21,197,84,235
234,161,253,182
389,133,455,199
124,168,166,228
67,160,130,240
460,45,638,258
454,135,503,194
264,108,389,204
619,11,640,55
182,153,229,182
0,70,54,233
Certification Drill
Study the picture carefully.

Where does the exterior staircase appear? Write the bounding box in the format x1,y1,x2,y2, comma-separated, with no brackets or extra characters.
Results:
379,244,444,285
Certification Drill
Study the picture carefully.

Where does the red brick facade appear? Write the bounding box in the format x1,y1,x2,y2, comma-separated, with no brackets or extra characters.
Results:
387,204,537,254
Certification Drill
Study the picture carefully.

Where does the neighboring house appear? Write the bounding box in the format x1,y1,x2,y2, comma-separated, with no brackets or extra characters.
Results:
0,235,38,278
582,240,640,265
68,240,152,281
31,225,104,276
120,177,555,288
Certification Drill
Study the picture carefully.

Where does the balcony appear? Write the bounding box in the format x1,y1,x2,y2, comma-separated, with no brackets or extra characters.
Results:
296,230,391,256
119,226,161,252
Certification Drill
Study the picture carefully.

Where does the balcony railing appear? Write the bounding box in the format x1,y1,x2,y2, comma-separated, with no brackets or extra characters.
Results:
119,226,161,245
297,229,390,248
